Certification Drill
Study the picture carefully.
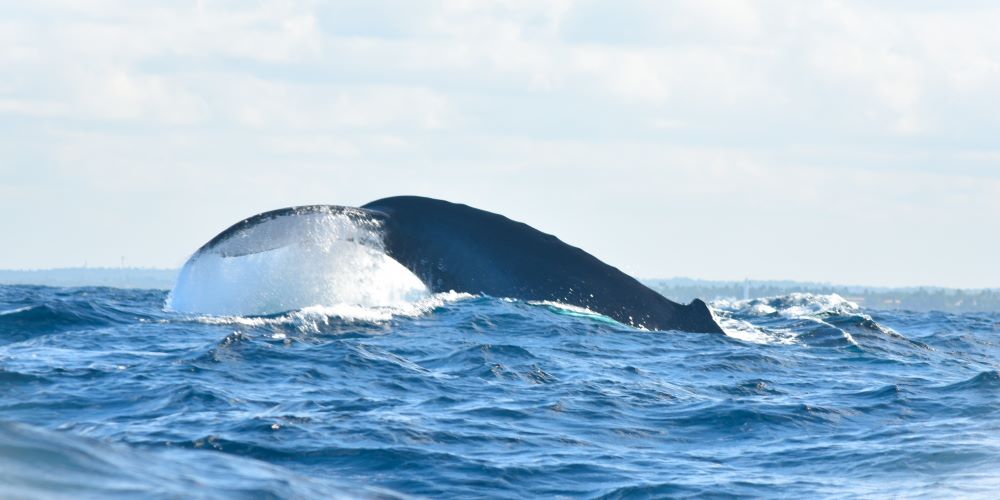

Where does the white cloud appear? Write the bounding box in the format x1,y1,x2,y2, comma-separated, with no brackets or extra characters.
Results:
1,0,999,286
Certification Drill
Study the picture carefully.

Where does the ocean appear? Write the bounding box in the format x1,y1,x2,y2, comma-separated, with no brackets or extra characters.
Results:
1,284,999,498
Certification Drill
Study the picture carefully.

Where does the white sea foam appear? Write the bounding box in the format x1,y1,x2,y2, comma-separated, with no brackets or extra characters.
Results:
168,209,431,316
0,306,34,316
711,293,862,345
187,291,473,333
713,315,798,345
712,293,860,319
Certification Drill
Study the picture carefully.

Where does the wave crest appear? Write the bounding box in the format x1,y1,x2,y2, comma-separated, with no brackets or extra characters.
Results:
711,293,907,347
185,291,474,334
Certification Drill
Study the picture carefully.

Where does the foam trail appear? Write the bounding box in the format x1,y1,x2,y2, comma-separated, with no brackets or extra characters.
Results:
168,210,429,316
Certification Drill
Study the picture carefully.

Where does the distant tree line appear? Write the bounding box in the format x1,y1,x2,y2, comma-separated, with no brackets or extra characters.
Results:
0,268,178,290
646,281,1000,313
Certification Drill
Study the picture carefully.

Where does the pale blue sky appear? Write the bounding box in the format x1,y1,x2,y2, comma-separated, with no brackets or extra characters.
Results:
1,1,998,287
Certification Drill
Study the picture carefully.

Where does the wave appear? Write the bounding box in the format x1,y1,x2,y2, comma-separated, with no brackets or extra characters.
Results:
181,291,475,334
711,293,911,347
0,421,398,499
0,306,35,316
2,284,998,497
177,293,635,337
527,300,626,327
713,292,861,318
0,299,148,346
939,370,1000,392
176,292,891,345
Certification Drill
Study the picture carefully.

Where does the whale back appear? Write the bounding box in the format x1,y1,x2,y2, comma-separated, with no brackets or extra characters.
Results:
363,196,723,333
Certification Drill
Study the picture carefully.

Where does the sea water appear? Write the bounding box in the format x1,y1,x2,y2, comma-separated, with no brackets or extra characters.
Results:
1,284,999,498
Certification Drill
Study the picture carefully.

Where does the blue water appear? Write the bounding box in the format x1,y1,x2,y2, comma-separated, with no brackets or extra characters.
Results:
2,284,999,498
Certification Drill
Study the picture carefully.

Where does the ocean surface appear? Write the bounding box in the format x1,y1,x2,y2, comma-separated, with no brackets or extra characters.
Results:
2,284,999,498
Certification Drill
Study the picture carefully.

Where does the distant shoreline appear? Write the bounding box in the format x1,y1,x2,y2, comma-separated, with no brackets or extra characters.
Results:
645,278,1000,314
2,269,998,313
0,267,178,290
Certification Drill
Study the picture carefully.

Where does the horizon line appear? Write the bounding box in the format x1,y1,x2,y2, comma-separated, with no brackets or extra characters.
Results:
1,267,997,291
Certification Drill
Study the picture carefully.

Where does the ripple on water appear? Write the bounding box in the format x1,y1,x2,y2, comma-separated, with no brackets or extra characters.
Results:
1,286,999,498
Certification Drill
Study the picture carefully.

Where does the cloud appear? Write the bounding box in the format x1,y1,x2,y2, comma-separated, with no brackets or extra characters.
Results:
1,0,999,286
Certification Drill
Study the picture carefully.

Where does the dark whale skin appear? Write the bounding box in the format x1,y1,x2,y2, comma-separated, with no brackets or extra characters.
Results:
363,196,723,334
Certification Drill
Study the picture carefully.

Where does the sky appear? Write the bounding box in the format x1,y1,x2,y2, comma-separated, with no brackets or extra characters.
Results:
1,0,999,288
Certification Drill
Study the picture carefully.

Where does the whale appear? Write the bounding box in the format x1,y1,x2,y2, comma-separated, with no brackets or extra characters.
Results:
170,196,724,334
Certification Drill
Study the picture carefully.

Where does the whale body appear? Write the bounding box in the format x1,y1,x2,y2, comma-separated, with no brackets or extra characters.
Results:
170,196,723,334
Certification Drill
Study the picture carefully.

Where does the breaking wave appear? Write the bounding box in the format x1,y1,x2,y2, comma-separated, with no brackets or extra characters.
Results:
2,285,999,497
712,293,906,347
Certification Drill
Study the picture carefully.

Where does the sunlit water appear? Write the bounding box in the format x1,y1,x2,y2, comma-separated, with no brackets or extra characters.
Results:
2,285,999,498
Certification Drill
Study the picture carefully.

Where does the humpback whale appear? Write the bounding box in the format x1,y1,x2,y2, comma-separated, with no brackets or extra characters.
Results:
169,196,723,334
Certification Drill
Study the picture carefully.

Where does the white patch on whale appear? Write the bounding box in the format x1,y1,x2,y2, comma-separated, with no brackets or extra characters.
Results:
167,209,430,316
